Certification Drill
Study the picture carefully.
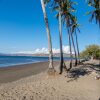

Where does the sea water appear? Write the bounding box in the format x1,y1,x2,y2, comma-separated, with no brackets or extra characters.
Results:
0,56,72,67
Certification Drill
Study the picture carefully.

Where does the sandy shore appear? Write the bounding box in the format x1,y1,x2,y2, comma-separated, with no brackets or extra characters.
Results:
0,61,59,83
0,60,100,100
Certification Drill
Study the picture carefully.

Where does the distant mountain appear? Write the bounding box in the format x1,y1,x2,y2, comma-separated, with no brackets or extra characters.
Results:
0,53,73,57
32,53,71,57
0,53,8,56
0,53,32,56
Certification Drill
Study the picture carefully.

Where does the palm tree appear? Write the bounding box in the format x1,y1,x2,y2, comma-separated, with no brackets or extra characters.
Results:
40,0,55,74
51,0,66,74
87,0,100,27
56,0,78,73
71,17,80,63
59,6,64,74
51,0,77,72
61,0,77,71
52,0,77,73
46,0,78,73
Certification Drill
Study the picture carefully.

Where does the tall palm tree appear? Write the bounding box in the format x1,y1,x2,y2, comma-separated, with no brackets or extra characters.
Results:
59,6,64,74
52,0,77,73
57,0,78,72
51,0,77,72
47,0,78,73
61,0,77,71
71,17,80,63
51,0,66,74
40,0,55,73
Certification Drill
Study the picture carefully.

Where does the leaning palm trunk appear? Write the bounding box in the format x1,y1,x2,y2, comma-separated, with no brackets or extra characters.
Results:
67,29,73,72
41,0,54,72
70,32,78,66
59,9,64,74
75,31,80,63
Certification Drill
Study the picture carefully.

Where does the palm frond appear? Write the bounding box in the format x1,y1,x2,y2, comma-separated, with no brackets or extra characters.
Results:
87,0,100,27
52,6,59,12
44,0,50,4
55,13,59,19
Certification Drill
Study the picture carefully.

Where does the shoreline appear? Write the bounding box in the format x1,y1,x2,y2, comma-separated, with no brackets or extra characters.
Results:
0,61,49,68
0,56,77,68
0,61,59,83
0,59,99,84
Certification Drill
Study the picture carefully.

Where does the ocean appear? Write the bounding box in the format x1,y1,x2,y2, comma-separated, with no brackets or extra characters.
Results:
0,56,72,67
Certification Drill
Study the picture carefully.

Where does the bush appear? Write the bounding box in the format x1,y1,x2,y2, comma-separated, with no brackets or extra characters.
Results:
80,45,100,59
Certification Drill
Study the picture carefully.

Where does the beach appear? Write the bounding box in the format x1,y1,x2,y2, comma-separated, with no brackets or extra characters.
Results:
0,0,100,99
0,60,100,100
0,61,59,83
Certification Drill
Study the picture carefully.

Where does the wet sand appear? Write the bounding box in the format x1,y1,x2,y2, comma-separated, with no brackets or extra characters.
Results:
0,61,59,83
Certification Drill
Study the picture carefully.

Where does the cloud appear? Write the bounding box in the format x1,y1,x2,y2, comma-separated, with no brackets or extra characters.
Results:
34,48,48,54
16,45,74,54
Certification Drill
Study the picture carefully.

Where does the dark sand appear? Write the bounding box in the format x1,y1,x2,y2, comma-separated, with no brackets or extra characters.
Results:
0,61,59,83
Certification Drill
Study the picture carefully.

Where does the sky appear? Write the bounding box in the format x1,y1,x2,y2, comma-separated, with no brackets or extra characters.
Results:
0,0,99,54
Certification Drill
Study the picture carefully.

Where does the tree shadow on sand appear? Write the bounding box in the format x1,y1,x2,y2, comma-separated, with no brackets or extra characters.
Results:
65,62,100,99
83,63,100,72
66,62,100,82
66,67,91,82
89,64,100,71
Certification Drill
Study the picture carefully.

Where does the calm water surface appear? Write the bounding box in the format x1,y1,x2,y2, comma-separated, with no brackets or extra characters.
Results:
0,56,73,67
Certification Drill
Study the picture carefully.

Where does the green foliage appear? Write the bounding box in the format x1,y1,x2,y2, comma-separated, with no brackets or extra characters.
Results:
80,45,100,59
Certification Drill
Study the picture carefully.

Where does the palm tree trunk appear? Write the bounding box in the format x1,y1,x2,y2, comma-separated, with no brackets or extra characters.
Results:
70,32,78,66
40,0,54,72
75,31,80,63
67,29,73,71
59,9,64,74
